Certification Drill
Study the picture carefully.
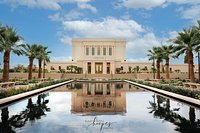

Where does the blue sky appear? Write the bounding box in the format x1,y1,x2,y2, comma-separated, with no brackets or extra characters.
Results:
0,0,200,67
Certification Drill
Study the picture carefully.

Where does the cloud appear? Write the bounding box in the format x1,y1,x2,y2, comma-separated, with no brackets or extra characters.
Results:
0,0,94,11
178,5,200,22
116,0,166,10
61,17,161,59
126,33,161,56
77,3,97,13
49,10,84,21
49,13,63,21
62,17,145,38
116,0,200,10
168,31,178,39
50,56,72,62
167,0,200,5
60,36,72,45
116,0,200,22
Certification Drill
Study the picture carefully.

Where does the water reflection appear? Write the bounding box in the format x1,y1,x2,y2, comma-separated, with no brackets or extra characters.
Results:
148,95,200,133
0,93,50,133
70,82,129,114
0,82,200,133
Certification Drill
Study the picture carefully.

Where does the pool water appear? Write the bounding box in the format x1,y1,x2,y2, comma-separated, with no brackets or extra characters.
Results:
0,82,200,133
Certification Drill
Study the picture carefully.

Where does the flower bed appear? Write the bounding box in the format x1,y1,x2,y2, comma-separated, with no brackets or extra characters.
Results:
0,79,70,99
129,79,200,100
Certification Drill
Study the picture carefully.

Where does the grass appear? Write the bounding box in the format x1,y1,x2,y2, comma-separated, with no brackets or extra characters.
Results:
0,79,70,99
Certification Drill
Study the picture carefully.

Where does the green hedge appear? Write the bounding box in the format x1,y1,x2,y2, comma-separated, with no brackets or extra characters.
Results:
129,79,200,100
0,79,70,99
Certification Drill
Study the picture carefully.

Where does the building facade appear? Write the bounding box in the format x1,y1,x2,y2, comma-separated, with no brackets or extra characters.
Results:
71,82,126,113
46,38,198,74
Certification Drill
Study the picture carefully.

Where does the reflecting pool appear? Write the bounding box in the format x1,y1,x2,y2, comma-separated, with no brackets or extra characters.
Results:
0,82,200,133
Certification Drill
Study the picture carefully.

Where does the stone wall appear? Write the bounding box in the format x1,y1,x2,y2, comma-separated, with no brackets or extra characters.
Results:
0,72,198,80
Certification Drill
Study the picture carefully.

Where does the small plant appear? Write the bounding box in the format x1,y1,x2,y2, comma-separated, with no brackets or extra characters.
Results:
132,80,200,100
0,79,70,99
29,79,38,83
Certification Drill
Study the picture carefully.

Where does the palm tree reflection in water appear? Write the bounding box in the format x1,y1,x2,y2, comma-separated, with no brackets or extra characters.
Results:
0,93,50,132
148,95,200,133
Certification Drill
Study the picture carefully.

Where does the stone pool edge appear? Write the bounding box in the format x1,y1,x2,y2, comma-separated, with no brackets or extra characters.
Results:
0,80,74,107
125,80,200,107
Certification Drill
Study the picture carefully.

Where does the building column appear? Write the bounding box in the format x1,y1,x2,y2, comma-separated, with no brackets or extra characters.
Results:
111,84,115,96
103,61,107,74
91,84,95,95
83,62,86,74
83,84,87,95
110,62,115,74
91,62,95,74
103,84,106,95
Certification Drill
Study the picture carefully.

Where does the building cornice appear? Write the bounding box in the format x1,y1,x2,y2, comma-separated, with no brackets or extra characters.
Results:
72,38,126,42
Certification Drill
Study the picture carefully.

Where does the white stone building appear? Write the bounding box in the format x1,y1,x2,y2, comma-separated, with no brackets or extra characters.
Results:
46,38,198,74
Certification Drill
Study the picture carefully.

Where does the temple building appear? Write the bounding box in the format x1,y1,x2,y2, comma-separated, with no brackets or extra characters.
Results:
70,82,127,113
46,38,198,74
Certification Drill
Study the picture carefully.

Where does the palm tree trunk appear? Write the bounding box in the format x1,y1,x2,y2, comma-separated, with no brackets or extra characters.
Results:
166,99,170,111
2,50,10,82
166,57,170,79
188,51,195,82
28,57,34,80
189,107,195,125
156,60,160,79
1,107,10,132
38,59,42,79
43,61,45,78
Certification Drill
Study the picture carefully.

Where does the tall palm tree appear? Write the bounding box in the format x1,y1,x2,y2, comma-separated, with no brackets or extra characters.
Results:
40,47,51,79
21,44,39,80
161,45,174,79
147,47,163,79
36,45,43,79
173,28,199,82
36,45,51,79
0,25,22,82
147,48,156,79
193,20,200,82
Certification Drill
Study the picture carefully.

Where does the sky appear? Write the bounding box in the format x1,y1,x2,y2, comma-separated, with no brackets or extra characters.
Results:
0,0,200,68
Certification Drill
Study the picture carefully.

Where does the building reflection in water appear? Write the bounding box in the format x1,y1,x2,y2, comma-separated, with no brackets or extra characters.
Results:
69,82,144,114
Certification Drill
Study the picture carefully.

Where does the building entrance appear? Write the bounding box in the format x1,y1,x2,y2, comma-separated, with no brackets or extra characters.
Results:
95,62,103,74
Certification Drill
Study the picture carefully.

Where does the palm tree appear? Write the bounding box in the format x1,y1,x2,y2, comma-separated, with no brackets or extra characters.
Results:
147,47,163,79
161,45,174,79
193,20,200,82
21,44,39,80
42,49,51,79
173,28,199,82
147,48,156,79
36,45,51,79
0,25,22,82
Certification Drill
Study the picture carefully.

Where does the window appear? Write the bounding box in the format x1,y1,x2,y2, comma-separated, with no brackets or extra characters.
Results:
103,47,106,55
92,47,95,55
97,47,100,55
88,62,91,74
59,66,61,70
51,66,55,70
86,47,89,55
109,47,112,56
107,84,110,95
87,84,91,95
107,62,110,74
